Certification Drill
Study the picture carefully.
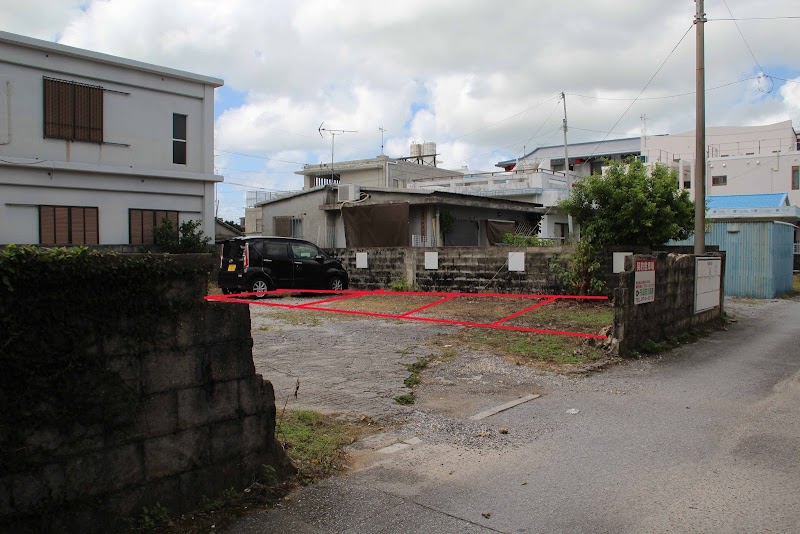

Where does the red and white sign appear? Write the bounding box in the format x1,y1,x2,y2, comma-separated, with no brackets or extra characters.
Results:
634,259,656,305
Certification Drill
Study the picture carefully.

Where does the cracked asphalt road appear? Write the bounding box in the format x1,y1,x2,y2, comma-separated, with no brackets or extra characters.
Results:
237,296,800,533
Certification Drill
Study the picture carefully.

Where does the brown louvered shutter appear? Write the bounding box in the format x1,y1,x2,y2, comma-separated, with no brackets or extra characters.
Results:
142,210,154,244
54,207,69,244
274,216,290,237
44,78,103,142
84,207,99,245
74,83,103,143
40,206,55,244
44,79,74,140
130,209,143,244
71,207,85,245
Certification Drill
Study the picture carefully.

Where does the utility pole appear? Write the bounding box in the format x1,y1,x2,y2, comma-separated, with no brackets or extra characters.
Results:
562,92,574,235
379,126,386,155
694,0,707,254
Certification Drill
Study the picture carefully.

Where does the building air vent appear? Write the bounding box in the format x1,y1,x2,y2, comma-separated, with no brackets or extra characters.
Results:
337,184,360,202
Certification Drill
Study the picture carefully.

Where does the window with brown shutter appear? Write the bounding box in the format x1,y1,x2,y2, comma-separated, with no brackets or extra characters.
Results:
43,77,103,143
39,206,99,245
129,209,179,245
273,216,302,238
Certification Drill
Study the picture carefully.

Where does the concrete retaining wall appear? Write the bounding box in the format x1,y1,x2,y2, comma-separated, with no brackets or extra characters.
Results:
327,246,568,293
613,252,726,356
0,255,290,532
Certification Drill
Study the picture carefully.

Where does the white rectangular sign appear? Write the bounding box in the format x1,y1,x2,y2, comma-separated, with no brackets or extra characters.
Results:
508,252,525,272
424,251,438,270
634,259,656,305
695,257,721,313
355,252,368,269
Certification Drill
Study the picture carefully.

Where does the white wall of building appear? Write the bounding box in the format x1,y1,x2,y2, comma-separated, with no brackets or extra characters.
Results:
0,31,222,245
641,120,799,205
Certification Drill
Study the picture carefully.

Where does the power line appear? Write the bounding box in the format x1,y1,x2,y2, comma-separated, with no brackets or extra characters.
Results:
771,76,800,85
567,76,758,101
586,24,694,159
721,0,773,94
215,149,306,165
708,16,800,21
216,165,299,175
439,94,561,145
517,99,563,158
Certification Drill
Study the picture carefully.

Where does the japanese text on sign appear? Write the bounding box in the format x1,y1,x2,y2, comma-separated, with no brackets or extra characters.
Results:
634,259,656,305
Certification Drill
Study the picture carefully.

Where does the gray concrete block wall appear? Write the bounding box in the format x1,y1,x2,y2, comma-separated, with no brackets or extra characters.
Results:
1,269,290,533
613,252,726,356
327,246,566,293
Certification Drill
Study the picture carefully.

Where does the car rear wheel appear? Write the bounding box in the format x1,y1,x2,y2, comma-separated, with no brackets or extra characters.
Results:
250,277,272,297
328,276,345,291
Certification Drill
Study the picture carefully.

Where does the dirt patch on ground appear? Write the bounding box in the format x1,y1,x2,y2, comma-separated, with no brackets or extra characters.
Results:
248,294,614,426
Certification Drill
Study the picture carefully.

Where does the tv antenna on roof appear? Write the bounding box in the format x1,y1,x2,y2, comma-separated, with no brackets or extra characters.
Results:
318,122,358,181
378,126,387,155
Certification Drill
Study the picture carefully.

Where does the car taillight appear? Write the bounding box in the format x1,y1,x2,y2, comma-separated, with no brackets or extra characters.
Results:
244,243,250,269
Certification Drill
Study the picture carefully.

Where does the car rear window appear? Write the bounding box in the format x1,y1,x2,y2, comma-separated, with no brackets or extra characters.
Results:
221,241,245,260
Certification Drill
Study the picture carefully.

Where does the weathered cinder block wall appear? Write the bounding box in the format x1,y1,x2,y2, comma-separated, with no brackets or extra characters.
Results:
600,245,719,291
613,252,726,356
327,247,569,293
0,252,290,533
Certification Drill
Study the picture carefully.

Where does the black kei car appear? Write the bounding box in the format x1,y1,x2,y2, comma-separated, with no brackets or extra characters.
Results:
218,236,349,295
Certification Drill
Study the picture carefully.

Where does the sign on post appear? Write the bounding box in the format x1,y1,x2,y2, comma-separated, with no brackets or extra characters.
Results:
634,259,656,305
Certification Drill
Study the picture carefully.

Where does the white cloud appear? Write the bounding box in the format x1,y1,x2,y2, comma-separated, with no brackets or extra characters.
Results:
3,0,800,220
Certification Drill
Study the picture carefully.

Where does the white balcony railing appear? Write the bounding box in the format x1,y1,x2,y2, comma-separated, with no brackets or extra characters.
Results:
794,243,800,255
412,235,438,247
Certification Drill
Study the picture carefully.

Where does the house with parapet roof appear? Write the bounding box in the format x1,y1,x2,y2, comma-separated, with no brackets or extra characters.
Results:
0,31,223,246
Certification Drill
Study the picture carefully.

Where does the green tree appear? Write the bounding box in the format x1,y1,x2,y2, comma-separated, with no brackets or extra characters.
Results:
153,219,213,253
555,159,694,294
560,158,694,247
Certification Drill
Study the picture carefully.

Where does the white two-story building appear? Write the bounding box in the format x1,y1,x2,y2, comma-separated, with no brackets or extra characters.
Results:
0,31,223,246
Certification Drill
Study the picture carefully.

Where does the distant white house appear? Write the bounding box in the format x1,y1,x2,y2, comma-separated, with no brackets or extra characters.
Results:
0,31,223,246
641,120,800,207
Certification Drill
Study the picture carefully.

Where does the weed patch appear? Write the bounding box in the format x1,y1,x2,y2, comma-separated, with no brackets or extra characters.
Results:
393,393,415,405
276,410,362,484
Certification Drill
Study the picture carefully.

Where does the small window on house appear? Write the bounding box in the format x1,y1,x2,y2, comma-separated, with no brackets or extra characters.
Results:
39,206,99,245
173,113,187,164
683,181,692,189
43,77,103,143
792,166,799,190
712,175,727,186
273,216,302,238
129,209,179,244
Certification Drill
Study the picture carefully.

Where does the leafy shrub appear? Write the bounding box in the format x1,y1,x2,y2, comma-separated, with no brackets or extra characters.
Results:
153,219,213,254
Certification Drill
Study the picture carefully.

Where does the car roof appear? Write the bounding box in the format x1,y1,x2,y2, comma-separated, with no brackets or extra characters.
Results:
222,236,314,244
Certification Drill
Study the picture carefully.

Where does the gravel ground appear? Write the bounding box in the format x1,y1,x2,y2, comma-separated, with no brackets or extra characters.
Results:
249,296,454,422
250,295,755,455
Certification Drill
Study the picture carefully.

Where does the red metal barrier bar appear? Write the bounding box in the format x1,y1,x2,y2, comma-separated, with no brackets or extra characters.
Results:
211,288,607,300
295,303,605,339
398,296,456,318
492,297,558,325
295,292,371,308
205,289,608,339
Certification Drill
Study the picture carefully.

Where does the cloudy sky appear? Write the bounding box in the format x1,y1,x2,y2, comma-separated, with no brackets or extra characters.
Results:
3,0,799,220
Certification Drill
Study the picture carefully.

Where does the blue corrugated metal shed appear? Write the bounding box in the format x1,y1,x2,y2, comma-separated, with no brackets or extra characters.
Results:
671,220,795,298
706,193,789,209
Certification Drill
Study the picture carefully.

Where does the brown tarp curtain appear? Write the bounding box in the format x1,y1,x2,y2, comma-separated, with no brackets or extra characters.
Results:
486,219,516,245
342,203,410,247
